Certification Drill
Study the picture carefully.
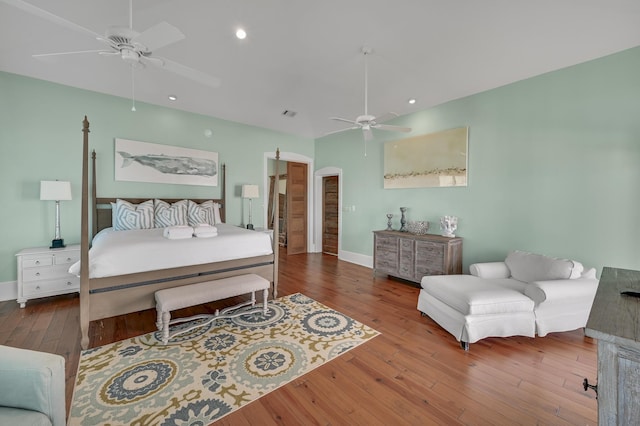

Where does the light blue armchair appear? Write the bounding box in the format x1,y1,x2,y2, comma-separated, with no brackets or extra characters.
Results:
0,345,66,426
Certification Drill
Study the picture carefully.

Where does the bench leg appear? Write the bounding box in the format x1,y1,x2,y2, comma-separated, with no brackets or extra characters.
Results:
156,309,163,331
162,311,171,344
262,288,269,315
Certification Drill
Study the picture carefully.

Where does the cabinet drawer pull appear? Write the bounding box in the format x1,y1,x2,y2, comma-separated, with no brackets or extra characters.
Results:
66,257,72,261
35,272,40,276
583,378,598,397
35,260,40,265
35,286,40,290
67,281,73,286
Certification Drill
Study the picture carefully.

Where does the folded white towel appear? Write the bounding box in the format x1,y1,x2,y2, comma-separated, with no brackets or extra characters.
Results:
194,224,218,237
194,231,218,238
163,225,194,239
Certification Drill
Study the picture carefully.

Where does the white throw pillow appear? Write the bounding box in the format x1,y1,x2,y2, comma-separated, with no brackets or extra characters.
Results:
113,199,154,231
505,250,577,283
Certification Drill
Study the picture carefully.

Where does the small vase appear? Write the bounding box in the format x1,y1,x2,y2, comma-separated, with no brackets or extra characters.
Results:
440,215,458,237
386,213,394,230
399,207,408,232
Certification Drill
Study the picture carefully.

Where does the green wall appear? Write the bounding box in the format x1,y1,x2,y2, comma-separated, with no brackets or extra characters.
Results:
2,46,639,284
315,46,640,275
0,72,314,283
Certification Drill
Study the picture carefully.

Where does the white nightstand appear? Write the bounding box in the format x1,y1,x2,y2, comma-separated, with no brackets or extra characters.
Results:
16,244,80,308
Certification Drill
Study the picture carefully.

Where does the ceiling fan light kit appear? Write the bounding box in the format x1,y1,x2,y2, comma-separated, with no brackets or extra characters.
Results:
329,46,412,156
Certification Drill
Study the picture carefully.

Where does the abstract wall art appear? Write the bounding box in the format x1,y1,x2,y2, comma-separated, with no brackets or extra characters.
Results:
383,127,468,189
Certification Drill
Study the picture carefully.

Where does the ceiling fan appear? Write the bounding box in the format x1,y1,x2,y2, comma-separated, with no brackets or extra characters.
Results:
328,46,411,155
3,0,221,109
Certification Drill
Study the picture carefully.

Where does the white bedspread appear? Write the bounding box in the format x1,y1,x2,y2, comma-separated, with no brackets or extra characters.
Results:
69,223,273,278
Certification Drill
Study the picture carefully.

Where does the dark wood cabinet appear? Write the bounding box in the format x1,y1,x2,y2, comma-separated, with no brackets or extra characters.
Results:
585,267,640,425
373,230,462,283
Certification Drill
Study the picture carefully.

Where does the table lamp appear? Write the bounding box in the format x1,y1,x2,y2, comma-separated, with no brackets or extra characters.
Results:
242,184,259,230
40,180,72,249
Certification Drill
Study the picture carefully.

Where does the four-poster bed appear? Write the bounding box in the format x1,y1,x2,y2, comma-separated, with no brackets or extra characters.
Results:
78,117,280,349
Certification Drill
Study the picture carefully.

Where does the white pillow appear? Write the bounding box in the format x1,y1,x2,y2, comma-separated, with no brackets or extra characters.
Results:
187,200,217,226
113,199,154,231
213,202,223,224
505,250,578,283
154,199,188,228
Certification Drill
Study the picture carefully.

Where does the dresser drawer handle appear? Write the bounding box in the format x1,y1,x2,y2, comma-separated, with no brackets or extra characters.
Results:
35,272,40,276
67,281,73,286
35,260,40,265
66,257,72,261
35,286,40,290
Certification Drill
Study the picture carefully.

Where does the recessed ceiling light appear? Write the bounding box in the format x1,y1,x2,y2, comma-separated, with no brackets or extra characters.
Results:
408,98,416,105
168,95,177,101
235,28,247,40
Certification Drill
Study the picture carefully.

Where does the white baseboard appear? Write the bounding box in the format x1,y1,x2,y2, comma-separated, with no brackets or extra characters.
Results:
338,250,373,269
0,281,17,302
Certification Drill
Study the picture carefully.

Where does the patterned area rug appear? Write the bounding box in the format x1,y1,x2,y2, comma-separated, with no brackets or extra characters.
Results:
68,293,379,425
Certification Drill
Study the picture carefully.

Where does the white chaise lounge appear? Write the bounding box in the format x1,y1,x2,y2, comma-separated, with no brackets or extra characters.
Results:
417,250,599,350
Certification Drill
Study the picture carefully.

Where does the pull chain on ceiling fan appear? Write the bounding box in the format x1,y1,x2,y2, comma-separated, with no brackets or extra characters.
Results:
328,46,412,156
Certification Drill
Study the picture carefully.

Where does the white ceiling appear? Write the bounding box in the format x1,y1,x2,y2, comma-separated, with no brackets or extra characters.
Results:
2,0,640,139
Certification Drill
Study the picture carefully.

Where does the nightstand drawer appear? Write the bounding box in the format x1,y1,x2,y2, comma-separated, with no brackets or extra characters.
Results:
22,277,80,297
54,252,79,265
22,256,54,268
22,265,74,282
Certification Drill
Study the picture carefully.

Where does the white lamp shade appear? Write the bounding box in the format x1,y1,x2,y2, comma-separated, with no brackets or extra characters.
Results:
40,181,72,201
242,184,259,199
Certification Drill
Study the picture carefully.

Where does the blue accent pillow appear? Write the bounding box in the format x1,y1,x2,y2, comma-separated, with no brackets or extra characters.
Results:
154,199,188,228
113,199,154,230
187,200,216,226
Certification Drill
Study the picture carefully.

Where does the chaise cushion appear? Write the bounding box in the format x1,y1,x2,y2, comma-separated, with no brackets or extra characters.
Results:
505,250,583,283
421,275,534,316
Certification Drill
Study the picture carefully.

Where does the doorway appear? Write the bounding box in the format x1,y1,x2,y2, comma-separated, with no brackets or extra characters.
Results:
322,176,339,255
313,167,343,258
263,152,314,253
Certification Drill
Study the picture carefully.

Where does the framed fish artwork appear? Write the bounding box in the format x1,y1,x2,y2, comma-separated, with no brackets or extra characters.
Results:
115,138,218,187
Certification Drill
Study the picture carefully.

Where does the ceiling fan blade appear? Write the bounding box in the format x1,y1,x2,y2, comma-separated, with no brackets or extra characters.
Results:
132,21,185,52
363,128,374,141
147,56,221,88
374,112,399,123
324,126,359,137
32,49,110,58
330,117,359,125
375,124,412,133
2,0,103,40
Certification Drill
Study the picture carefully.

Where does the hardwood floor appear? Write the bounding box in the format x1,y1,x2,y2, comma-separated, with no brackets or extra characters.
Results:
0,253,598,425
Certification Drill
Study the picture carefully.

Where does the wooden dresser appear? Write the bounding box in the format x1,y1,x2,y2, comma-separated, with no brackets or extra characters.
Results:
373,230,462,283
585,267,640,425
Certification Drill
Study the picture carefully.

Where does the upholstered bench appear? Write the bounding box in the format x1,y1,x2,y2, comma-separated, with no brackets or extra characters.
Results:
155,274,270,344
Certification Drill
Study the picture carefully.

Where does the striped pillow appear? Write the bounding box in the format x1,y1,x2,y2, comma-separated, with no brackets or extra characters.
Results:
113,199,154,230
154,199,188,228
187,200,216,226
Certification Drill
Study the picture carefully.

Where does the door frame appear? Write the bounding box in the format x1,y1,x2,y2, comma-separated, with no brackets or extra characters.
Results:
263,152,314,252
314,167,342,256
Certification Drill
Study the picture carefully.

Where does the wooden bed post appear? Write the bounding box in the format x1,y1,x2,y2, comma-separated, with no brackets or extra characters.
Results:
80,117,90,350
91,150,97,237
221,163,226,222
273,149,280,299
